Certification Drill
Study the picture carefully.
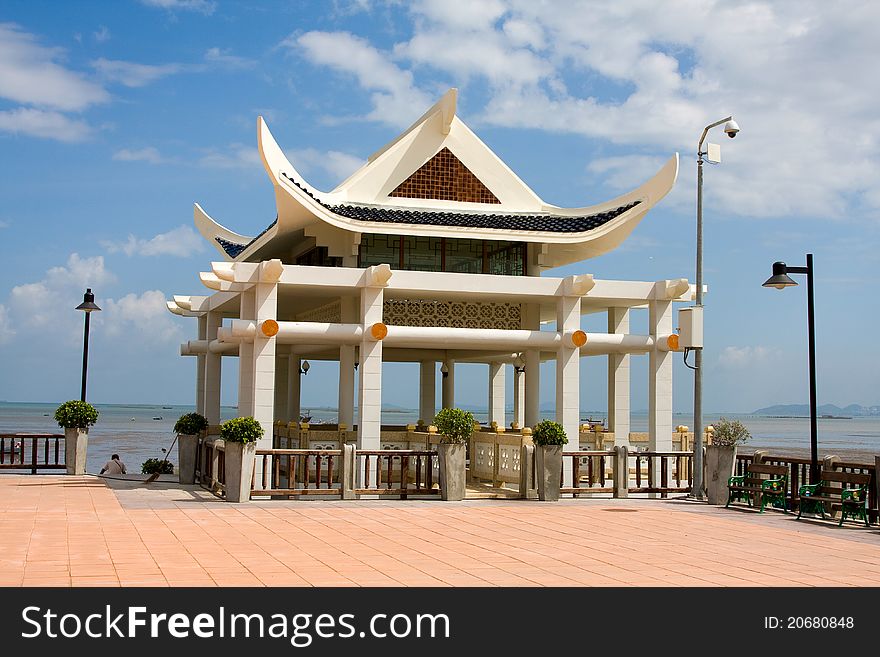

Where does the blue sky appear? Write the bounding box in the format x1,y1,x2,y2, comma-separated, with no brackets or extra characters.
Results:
1,1,878,414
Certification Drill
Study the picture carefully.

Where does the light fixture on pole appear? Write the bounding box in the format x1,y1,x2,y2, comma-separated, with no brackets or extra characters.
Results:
75,288,101,402
763,254,819,481
300,360,310,375
691,115,740,500
513,354,525,374
440,362,449,379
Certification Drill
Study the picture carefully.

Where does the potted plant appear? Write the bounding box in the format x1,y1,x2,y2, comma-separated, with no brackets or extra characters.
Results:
174,412,208,485
532,420,568,501
705,417,750,504
220,416,263,503
433,408,474,501
54,400,98,475
141,458,174,475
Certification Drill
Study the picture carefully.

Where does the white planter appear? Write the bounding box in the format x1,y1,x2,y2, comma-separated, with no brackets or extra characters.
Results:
437,443,466,501
706,444,738,505
64,427,88,475
224,441,256,503
177,434,199,485
536,444,563,501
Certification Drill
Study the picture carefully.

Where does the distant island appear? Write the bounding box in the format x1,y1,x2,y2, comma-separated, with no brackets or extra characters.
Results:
752,403,880,417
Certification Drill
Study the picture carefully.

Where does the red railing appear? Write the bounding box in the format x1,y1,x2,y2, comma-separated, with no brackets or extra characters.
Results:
355,450,438,498
0,433,65,473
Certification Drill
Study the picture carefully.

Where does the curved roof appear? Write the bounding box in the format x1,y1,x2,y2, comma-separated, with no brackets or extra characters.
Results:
196,89,679,269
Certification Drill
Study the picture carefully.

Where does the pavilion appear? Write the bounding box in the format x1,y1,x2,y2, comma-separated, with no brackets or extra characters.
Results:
167,89,696,487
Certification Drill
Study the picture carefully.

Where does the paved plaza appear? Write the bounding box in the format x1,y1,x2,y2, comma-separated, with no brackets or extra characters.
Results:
0,475,878,587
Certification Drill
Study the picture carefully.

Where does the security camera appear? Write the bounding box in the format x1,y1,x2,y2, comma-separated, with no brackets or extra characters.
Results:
723,119,740,138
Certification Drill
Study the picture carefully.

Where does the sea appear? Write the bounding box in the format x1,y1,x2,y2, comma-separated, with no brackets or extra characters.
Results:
1,401,879,473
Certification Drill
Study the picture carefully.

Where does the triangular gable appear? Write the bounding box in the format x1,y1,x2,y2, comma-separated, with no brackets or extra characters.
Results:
389,147,500,204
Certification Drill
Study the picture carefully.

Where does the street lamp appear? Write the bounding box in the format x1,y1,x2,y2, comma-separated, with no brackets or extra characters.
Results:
300,360,310,375
692,115,740,500
75,288,101,402
763,254,819,481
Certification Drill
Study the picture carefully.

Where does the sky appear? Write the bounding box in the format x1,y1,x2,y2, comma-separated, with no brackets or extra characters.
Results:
1,0,878,415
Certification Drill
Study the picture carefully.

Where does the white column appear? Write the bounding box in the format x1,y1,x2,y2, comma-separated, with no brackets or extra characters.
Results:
288,355,301,424
357,284,384,487
649,299,674,491
525,350,540,428
488,362,506,427
441,359,455,409
419,361,436,425
204,311,222,425
237,290,255,418
338,296,357,428
339,345,356,428
274,355,289,423
196,315,207,415
608,307,631,447
251,278,278,446
556,295,581,487
513,366,525,428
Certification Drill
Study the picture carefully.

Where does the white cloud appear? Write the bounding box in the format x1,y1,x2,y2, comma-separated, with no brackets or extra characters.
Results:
8,254,114,332
140,0,216,14
0,23,108,111
289,148,365,184
102,290,184,344
198,142,261,169
102,225,205,257
0,107,93,142
0,304,13,343
93,26,110,43
113,147,164,164
290,31,432,127
718,346,780,368
92,58,182,87
204,47,255,69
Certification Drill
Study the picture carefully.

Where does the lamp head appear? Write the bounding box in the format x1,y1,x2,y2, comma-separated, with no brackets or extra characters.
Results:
301,360,310,375
723,119,740,138
441,362,449,378
75,288,101,313
762,261,798,290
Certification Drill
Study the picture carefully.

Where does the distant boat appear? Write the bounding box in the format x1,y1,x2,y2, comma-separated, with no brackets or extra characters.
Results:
162,406,172,409
152,416,163,420
130,417,136,421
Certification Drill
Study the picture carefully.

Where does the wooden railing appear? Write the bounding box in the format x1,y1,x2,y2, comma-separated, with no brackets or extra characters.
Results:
736,452,878,522
355,450,438,498
0,433,65,473
561,451,615,496
195,436,225,492
255,449,340,496
629,451,693,497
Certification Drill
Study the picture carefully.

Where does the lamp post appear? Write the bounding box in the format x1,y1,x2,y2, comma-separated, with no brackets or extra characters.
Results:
692,115,740,500
75,288,101,402
300,360,310,376
763,254,819,481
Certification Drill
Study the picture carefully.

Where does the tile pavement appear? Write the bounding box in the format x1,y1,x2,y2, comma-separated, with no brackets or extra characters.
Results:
1,475,878,587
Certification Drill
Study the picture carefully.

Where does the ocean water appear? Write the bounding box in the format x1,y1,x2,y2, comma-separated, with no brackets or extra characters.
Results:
2,402,878,473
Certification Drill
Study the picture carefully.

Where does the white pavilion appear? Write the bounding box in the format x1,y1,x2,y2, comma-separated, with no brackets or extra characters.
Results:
167,89,696,487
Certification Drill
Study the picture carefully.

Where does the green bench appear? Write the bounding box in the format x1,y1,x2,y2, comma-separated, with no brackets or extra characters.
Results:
726,463,788,513
797,469,871,527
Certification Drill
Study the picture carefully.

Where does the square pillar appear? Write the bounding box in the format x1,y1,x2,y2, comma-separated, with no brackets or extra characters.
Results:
195,314,207,415
288,355,301,425
237,290,255,418
608,307,631,447
649,299,674,489
523,302,541,429
357,283,384,487
441,359,455,409
488,362,506,427
274,355,289,423
251,278,278,446
556,295,581,488
513,366,525,428
338,345,356,428
204,311,222,425
419,361,436,425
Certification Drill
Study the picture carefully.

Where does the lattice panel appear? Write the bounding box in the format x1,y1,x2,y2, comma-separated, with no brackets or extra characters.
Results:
295,300,341,323
497,444,521,479
389,147,500,204
383,299,521,329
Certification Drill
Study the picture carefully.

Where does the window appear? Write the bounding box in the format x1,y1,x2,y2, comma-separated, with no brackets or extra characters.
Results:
358,234,525,275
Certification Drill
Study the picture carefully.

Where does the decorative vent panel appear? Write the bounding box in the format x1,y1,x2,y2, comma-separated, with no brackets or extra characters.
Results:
389,148,500,204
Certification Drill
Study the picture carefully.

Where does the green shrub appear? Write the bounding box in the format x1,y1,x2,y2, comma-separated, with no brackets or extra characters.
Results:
710,417,750,447
532,420,568,446
433,408,475,444
220,416,264,444
54,400,99,429
174,412,209,435
141,458,174,475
